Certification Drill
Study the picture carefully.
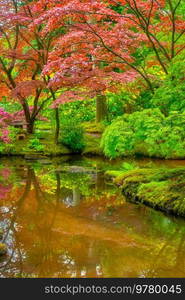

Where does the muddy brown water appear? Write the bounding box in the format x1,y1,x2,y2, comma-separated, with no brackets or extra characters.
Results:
0,156,185,278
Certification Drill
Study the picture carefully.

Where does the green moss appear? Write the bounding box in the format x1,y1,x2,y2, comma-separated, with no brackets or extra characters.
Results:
137,179,185,216
0,243,7,256
114,168,154,185
111,166,185,217
105,170,124,178
138,181,171,206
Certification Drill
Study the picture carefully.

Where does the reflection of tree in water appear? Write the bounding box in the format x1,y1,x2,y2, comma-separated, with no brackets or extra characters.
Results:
60,187,81,207
143,228,185,278
0,166,58,277
130,211,185,278
58,165,107,207
0,164,109,277
0,161,185,277
0,166,31,276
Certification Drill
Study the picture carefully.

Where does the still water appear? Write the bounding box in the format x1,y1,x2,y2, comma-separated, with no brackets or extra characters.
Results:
0,156,185,278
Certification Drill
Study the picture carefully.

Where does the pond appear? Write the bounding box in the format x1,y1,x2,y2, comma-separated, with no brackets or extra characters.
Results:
0,156,185,278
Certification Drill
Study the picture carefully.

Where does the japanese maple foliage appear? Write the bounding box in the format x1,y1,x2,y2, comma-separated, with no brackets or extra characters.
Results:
32,0,141,104
32,0,185,104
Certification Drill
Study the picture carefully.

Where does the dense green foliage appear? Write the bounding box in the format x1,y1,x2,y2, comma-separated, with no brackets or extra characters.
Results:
151,56,185,115
101,109,185,159
60,99,96,123
60,120,85,153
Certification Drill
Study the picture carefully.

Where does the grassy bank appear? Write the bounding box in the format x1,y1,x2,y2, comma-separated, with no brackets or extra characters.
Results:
107,167,185,218
0,130,102,158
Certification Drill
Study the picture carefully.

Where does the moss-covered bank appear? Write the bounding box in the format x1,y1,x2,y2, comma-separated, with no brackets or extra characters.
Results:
0,131,102,157
107,167,185,217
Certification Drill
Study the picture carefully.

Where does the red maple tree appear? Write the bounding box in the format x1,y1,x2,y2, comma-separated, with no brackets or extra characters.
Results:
1,0,185,132
32,0,185,102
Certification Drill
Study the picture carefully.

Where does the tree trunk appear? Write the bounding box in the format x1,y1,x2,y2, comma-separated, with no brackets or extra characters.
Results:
21,98,34,134
55,107,60,144
96,94,107,123
26,121,34,134
49,88,60,144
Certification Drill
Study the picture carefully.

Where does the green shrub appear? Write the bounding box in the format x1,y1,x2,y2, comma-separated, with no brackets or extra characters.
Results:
151,81,185,115
151,56,185,115
60,120,85,153
27,138,44,152
106,92,125,121
60,99,96,123
101,109,185,159
106,90,140,122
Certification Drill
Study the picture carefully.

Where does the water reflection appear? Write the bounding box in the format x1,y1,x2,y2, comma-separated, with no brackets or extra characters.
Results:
0,157,185,278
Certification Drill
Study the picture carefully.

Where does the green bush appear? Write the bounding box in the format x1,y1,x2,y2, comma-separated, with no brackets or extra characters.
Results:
106,90,139,122
106,92,125,121
101,109,185,159
106,89,155,123
151,81,185,115
151,56,185,115
60,120,85,153
27,138,44,152
60,99,96,123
